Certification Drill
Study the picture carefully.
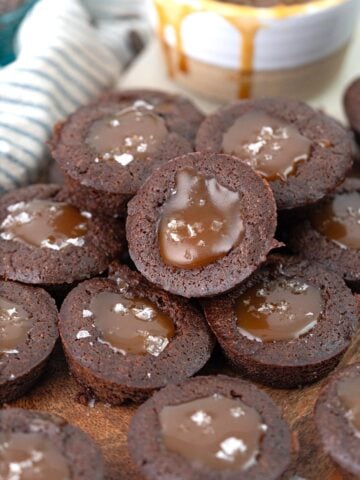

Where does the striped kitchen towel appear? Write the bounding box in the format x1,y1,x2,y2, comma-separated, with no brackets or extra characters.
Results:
0,0,150,193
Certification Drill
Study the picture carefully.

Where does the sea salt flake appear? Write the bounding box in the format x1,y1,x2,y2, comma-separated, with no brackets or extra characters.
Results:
76,330,91,339
133,306,155,321
113,303,128,314
7,202,25,212
230,406,245,418
190,410,212,427
145,335,169,357
113,153,134,166
216,437,247,462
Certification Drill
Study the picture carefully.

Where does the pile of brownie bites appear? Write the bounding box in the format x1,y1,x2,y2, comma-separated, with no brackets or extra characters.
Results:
1,82,360,480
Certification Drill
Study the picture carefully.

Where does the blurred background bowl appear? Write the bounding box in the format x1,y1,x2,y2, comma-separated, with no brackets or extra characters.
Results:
0,0,38,66
153,0,359,101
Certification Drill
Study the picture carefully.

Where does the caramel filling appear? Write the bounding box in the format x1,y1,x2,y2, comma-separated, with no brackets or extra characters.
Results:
222,110,311,181
88,291,175,356
310,192,360,250
337,376,360,435
0,432,70,480
0,200,90,250
160,394,267,470
0,296,32,354
86,100,168,166
236,277,322,342
158,167,244,269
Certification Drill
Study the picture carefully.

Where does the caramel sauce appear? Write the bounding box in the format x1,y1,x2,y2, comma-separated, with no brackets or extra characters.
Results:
0,432,70,480
154,0,343,98
310,192,360,250
337,376,360,434
0,200,90,250
160,394,267,470
86,100,168,166
222,110,311,180
0,296,32,354
89,292,175,356
226,18,261,98
236,277,322,342
158,167,244,269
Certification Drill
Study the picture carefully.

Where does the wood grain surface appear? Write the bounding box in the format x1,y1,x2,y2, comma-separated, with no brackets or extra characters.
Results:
6,313,359,480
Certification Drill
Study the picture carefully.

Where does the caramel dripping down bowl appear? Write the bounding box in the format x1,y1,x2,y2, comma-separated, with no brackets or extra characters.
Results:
153,0,358,101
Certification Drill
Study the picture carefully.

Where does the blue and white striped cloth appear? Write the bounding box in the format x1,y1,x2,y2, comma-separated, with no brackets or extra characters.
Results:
0,0,150,193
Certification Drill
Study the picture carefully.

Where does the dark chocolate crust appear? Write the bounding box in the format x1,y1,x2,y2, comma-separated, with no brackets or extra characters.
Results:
126,152,279,298
59,264,215,405
0,408,104,480
0,184,125,286
0,281,58,403
344,78,360,142
287,184,360,291
49,89,203,216
128,375,291,480
202,255,358,388
314,363,360,478
195,98,352,210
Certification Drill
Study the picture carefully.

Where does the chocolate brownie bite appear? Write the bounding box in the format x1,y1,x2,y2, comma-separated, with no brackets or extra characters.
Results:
344,78,360,143
0,408,104,479
315,363,360,479
0,281,58,403
126,152,278,298
203,255,358,388
50,89,203,216
287,183,360,290
58,264,215,405
128,375,291,480
196,98,352,210
0,184,124,289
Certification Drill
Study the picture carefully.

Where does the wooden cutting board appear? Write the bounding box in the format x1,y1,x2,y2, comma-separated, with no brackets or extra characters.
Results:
6,30,360,480
10,322,360,480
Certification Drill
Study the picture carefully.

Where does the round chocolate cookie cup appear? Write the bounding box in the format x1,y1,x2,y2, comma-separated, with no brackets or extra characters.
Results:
128,375,291,480
0,408,104,480
344,78,360,144
126,152,279,298
203,255,358,389
59,264,215,405
287,184,360,291
0,281,58,403
315,363,360,479
196,97,352,210
49,89,203,216
0,184,125,288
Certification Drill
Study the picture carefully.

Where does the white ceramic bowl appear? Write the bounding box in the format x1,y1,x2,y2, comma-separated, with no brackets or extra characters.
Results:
154,0,359,100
